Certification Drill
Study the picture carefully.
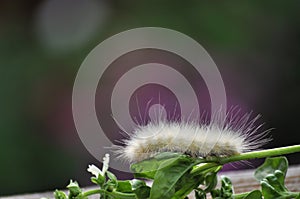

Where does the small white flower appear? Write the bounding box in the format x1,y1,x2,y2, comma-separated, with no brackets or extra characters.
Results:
87,154,110,178
87,164,103,178
102,153,110,174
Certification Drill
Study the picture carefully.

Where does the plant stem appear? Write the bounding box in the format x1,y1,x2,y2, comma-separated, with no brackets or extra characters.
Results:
191,145,300,175
208,144,300,165
190,163,220,175
83,189,102,197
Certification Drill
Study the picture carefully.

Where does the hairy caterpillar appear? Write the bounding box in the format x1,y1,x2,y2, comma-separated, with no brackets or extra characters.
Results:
114,110,271,163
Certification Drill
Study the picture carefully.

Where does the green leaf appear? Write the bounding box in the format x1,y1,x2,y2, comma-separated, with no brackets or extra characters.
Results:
67,180,82,197
203,172,218,193
254,156,288,182
264,171,289,193
91,174,105,186
106,170,117,182
195,189,206,199
211,176,233,199
254,156,300,199
172,165,221,198
129,179,151,199
130,179,146,189
172,170,205,198
149,154,197,199
54,190,67,199
210,189,220,198
242,190,262,199
130,152,182,179
106,170,118,191
260,180,283,199
117,180,133,193
260,175,299,199
134,186,151,199
220,176,233,198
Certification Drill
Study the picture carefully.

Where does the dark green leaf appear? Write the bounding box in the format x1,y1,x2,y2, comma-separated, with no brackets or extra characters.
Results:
129,179,151,199
172,165,221,198
172,171,205,198
149,154,197,199
210,189,221,199
134,186,151,199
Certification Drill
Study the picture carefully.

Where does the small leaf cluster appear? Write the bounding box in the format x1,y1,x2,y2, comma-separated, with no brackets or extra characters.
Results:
89,169,151,199
53,180,85,199
254,157,300,199
52,164,151,199
49,154,299,199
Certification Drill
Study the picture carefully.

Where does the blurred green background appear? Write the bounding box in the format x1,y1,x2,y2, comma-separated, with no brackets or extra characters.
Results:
1,0,300,196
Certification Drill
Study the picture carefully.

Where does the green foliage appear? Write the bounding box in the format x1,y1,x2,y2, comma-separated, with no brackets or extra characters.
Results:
242,190,262,199
52,151,300,199
254,156,288,182
130,179,151,199
54,190,67,199
66,180,83,198
130,152,182,179
210,176,233,199
149,154,199,198
254,157,300,199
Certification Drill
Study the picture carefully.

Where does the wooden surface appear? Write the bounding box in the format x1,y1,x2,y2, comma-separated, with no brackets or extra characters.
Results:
1,165,300,199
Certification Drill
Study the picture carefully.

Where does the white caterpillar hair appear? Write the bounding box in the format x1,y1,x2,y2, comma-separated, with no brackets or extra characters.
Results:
113,109,271,163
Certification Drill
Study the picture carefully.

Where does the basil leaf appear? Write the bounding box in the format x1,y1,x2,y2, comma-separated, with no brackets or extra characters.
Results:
117,180,133,193
220,176,233,198
254,156,300,199
172,170,205,198
130,179,147,189
130,179,151,199
149,154,197,199
134,186,151,199
106,170,118,182
91,174,105,186
204,172,218,193
242,190,262,199
130,152,182,179
254,156,288,182
54,190,67,199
